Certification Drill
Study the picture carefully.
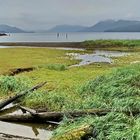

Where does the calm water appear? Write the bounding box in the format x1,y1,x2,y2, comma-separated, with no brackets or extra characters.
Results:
0,121,52,140
0,103,53,140
68,50,128,66
1,32,140,42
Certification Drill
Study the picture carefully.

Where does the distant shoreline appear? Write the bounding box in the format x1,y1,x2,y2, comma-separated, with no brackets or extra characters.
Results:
0,42,84,48
0,40,140,51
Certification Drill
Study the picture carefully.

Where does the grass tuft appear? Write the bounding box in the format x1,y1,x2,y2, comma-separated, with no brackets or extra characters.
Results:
38,64,68,71
0,76,31,96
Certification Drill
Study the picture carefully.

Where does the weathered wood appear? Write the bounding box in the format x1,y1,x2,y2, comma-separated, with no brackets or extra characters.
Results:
1,107,139,123
5,67,35,76
0,109,110,122
19,106,37,115
0,132,38,140
0,114,39,122
46,121,61,125
0,105,18,116
20,107,108,118
0,82,47,110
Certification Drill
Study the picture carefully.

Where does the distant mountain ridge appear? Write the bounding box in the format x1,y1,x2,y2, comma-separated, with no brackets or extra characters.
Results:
83,20,140,32
0,24,29,33
2,20,140,33
48,20,140,32
106,23,140,32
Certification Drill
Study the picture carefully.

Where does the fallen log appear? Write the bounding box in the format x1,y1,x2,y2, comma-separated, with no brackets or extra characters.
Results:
19,106,109,117
0,81,47,110
0,105,18,116
46,121,61,125
20,106,61,125
0,109,110,122
19,106,37,115
5,67,35,76
0,107,139,123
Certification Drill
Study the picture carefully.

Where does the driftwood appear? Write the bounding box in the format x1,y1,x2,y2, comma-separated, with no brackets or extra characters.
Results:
0,132,38,140
0,109,110,123
19,106,37,115
0,105,18,116
0,82,47,110
5,67,35,76
19,106,61,125
20,106,109,116
46,121,61,125
0,105,139,123
19,107,61,125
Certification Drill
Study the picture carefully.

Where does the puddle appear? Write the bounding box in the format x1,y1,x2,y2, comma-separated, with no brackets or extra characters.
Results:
0,121,52,140
0,103,53,140
68,50,128,66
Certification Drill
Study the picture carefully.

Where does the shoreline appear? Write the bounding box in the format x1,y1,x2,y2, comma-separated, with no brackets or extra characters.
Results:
0,42,84,48
0,40,140,51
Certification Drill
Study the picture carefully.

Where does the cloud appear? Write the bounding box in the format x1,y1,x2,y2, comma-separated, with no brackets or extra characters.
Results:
0,0,140,30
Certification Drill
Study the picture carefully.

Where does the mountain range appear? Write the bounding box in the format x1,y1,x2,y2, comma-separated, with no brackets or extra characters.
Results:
0,25,31,33
1,20,140,33
48,20,140,32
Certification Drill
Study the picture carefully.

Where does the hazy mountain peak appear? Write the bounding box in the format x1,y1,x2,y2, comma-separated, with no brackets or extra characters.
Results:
81,19,140,32
0,24,28,33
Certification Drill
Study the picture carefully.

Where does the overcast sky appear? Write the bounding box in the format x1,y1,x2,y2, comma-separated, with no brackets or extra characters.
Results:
0,0,140,30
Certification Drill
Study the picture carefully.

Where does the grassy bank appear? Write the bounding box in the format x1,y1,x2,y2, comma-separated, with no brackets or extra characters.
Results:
0,48,80,74
84,40,140,47
52,64,140,140
1,40,140,51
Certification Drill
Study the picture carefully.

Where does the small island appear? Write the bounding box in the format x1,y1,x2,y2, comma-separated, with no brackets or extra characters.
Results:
0,33,7,36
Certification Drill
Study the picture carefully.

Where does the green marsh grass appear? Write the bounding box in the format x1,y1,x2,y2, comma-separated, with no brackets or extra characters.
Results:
38,64,68,71
52,64,140,139
0,76,31,97
84,39,140,47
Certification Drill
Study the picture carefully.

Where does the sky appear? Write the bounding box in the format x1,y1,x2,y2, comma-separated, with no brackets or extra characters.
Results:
0,0,140,30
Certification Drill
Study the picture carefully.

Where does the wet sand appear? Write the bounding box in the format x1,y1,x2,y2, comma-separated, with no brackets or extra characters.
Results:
0,42,84,48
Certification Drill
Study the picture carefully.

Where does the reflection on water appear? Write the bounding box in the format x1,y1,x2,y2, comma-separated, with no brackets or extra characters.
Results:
0,104,53,140
0,121,52,140
68,50,128,66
